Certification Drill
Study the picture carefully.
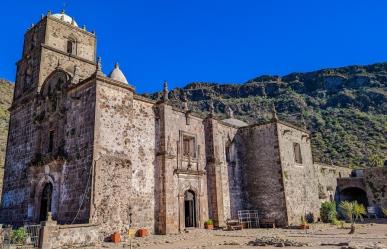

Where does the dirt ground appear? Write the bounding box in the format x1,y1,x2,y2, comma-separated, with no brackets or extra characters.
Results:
96,222,387,249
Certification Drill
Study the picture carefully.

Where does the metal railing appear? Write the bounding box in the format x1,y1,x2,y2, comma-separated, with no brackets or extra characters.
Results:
24,225,41,247
238,210,260,228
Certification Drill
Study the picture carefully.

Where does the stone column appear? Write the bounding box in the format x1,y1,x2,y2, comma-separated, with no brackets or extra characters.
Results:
39,212,58,249
203,117,225,227
178,194,185,232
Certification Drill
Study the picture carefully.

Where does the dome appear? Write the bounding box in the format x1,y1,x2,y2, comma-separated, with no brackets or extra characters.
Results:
221,106,248,127
109,63,128,84
52,12,78,27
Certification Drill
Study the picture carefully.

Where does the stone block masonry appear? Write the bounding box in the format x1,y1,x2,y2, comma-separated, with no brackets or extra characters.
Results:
236,122,288,227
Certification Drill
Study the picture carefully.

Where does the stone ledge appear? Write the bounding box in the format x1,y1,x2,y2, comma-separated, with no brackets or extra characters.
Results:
174,169,206,176
58,223,99,229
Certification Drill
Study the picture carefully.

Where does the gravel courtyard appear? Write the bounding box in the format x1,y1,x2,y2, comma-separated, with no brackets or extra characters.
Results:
94,222,387,249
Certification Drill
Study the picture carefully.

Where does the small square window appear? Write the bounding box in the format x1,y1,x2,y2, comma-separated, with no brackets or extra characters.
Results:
183,135,196,158
48,130,55,153
293,142,302,164
67,39,76,55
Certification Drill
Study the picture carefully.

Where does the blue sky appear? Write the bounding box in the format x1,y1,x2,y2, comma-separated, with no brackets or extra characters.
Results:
1,0,387,93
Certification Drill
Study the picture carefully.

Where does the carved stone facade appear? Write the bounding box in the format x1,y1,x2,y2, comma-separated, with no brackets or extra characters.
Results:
1,12,355,235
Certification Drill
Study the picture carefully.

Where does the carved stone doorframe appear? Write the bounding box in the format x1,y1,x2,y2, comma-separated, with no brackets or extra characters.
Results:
33,173,60,223
178,186,200,232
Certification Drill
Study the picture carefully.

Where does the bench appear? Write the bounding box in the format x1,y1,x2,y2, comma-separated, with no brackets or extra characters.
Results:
226,219,243,231
260,218,276,228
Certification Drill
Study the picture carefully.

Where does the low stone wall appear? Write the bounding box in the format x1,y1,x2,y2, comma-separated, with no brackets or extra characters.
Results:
364,167,387,209
314,163,352,204
49,223,100,249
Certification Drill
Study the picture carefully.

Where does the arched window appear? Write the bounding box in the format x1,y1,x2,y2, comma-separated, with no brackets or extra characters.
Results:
225,140,233,163
293,142,303,164
67,39,76,55
226,144,231,162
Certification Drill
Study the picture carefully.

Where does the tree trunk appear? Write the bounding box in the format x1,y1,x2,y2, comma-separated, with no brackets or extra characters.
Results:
349,223,355,234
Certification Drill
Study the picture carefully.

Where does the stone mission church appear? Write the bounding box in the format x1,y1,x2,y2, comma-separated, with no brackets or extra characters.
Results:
1,12,347,235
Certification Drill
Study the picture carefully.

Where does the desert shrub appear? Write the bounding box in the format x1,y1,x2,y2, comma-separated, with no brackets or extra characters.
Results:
11,227,27,244
331,218,341,226
320,201,337,223
382,208,387,218
339,201,366,234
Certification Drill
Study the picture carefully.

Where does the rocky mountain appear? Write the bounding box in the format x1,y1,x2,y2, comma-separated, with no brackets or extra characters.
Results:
145,63,387,168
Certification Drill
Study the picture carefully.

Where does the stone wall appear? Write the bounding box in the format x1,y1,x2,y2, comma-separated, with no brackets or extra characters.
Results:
236,122,288,227
57,80,96,223
1,74,96,225
0,101,35,224
39,46,96,89
364,167,387,208
205,119,240,225
1,18,50,220
155,104,209,234
276,122,320,225
314,163,352,204
45,16,96,62
13,18,47,99
43,223,103,249
2,14,97,225
39,16,96,90
91,80,156,235
14,16,96,100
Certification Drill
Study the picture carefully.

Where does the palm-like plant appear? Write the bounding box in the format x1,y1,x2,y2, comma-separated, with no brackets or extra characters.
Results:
339,201,366,234
382,208,387,218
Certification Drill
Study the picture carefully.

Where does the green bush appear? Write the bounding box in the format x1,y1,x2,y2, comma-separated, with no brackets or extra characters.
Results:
11,227,27,244
320,201,337,223
205,219,214,225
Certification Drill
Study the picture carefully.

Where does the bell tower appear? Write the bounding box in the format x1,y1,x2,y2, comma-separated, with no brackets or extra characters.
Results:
13,11,97,100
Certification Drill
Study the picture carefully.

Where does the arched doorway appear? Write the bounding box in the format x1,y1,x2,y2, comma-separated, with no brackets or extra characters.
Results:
338,187,368,207
184,190,196,228
39,183,53,222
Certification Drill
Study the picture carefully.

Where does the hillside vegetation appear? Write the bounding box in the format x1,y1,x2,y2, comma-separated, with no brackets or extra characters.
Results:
145,63,387,168
0,79,13,198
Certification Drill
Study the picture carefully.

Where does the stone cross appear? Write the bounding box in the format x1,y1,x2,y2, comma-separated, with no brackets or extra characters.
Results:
163,81,169,102
271,103,278,121
209,99,215,115
182,93,189,111
226,106,234,118
97,57,102,71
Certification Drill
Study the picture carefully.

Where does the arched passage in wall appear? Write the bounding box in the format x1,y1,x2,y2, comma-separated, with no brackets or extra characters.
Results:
184,190,197,228
337,187,368,207
39,182,53,222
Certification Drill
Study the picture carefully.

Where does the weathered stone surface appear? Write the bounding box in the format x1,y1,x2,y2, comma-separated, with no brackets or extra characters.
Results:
277,122,319,225
91,81,156,235
314,163,352,204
